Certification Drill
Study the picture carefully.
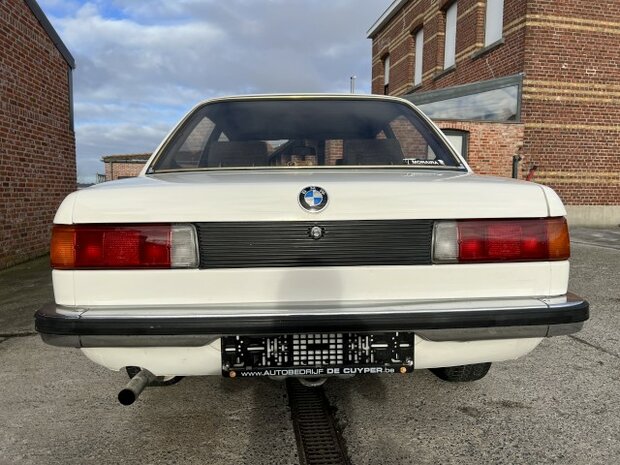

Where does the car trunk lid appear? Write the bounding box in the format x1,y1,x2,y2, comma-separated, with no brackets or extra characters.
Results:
68,170,550,223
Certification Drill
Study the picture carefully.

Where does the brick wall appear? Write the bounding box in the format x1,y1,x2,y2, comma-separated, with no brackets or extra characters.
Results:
104,162,146,180
325,140,343,166
520,0,620,206
0,0,76,269
437,121,525,177
390,116,430,159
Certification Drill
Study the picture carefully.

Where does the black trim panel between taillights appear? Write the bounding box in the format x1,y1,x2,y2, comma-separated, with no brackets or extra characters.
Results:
195,220,434,269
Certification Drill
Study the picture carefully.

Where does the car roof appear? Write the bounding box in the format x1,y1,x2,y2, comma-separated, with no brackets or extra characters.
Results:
194,93,412,106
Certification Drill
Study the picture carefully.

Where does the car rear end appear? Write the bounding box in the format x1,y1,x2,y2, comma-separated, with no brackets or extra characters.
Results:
35,95,588,383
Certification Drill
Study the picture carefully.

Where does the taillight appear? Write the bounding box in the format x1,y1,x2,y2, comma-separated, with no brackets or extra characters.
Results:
50,224,198,269
433,217,570,263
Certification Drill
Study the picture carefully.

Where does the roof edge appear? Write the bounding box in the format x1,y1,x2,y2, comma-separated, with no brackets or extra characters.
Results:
101,153,152,163
367,0,408,39
24,0,75,69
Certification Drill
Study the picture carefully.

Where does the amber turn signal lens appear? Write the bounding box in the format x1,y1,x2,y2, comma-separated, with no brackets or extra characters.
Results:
50,225,76,269
546,217,570,260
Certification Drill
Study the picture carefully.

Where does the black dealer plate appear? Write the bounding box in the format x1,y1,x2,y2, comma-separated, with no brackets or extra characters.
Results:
221,332,414,378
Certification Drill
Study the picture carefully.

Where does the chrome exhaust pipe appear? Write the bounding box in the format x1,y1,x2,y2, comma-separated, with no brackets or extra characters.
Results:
118,368,156,406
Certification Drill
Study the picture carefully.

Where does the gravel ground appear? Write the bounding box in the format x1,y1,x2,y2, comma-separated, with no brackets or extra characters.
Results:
0,231,618,464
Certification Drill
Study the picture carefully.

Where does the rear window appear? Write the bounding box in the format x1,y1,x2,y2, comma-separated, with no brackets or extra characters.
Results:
150,99,463,171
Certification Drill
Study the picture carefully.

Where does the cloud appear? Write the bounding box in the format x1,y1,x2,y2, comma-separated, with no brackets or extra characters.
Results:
40,0,392,181
76,121,173,178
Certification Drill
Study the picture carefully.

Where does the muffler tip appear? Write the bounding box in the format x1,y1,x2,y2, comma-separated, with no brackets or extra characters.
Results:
118,389,137,406
117,368,156,406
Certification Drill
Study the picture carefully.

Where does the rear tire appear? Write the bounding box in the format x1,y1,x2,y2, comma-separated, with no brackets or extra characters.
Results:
429,362,491,382
126,366,184,386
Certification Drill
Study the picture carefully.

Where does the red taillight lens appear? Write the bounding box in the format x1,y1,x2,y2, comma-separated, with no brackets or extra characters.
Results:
50,224,192,269
457,218,570,263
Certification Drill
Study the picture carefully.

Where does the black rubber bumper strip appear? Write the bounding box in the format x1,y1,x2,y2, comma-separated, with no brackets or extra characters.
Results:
35,299,589,337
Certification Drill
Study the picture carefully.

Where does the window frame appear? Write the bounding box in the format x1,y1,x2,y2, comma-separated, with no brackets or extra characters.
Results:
443,2,458,69
146,97,469,173
405,74,523,123
484,0,505,47
441,129,470,161
413,28,424,86
383,54,391,95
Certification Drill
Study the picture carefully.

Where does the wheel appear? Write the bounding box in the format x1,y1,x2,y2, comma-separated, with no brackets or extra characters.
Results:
126,366,184,386
429,362,491,382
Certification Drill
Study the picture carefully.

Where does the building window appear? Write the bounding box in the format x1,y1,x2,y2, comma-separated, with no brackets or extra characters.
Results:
383,55,390,95
484,0,505,46
444,2,458,69
442,129,469,160
414,29,424,86
407,74,522,122
417,85,518,121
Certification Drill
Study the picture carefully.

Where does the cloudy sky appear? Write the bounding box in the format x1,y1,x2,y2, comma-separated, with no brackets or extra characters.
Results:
38,0,393,182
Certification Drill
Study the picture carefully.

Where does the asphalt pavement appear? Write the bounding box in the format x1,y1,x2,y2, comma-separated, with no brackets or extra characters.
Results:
0,229,618,464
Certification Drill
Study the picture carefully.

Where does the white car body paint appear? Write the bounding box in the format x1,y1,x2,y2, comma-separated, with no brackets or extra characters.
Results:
81,336,544,377
53,262,568,307
65,170,561,374
46,94,577,377
56,170,551,224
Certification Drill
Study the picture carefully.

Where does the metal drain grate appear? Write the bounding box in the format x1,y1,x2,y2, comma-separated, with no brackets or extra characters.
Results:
287,379,351,465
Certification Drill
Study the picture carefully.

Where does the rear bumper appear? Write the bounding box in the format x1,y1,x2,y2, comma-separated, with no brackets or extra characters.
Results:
35,293,588,347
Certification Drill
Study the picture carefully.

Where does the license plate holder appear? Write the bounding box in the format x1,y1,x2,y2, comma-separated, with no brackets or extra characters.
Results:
221,332,414,378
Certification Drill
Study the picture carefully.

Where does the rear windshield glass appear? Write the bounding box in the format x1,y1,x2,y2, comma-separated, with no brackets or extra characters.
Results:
150,99,463,171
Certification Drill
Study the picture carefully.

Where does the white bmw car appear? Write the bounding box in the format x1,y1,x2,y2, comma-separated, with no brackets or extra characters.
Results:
36,95,588,404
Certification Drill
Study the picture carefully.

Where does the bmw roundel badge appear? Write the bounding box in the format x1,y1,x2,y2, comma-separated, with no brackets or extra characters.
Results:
299,186,328,212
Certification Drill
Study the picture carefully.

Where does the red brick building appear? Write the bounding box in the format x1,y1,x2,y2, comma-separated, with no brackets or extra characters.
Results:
101,153,151,182
0,0,76,268
369,0,620,226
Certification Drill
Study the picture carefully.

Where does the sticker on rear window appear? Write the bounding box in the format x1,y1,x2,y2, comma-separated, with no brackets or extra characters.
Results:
404,159,445,166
